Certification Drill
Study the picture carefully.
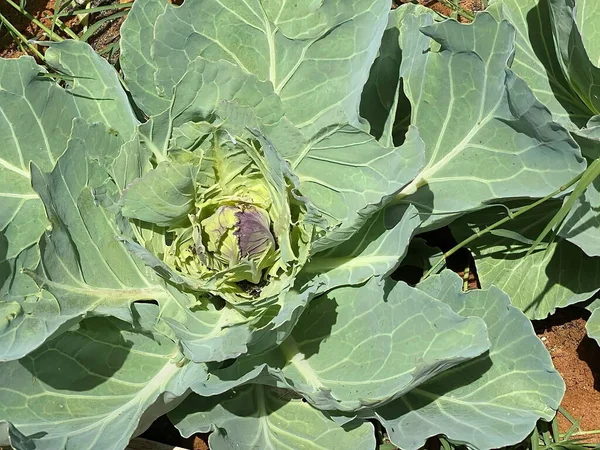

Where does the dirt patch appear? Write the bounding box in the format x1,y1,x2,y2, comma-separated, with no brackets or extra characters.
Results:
534,308,600,437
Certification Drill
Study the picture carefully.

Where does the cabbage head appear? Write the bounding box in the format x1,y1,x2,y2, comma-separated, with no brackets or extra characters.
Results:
119,122,318,308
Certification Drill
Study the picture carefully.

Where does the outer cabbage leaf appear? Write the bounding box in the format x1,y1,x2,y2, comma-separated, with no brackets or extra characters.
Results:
450,202,600,319
192,275,489,413
291,124,424,252
244,203,424,357
0,57,73,261
0,42,142,361
370,271,564,450
170,386,376,450
129,0,390,138
0,304,207,450
45,41,139,141
119,0,170,116
386,9,585,229
25,120,251,364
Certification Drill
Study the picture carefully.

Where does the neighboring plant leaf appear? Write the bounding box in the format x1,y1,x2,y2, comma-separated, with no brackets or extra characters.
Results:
389,10,585,228
199,275,489,413
170,385,376,450
371,271,565,450
146,0,390,138
451,202,600,319
0,304,207,450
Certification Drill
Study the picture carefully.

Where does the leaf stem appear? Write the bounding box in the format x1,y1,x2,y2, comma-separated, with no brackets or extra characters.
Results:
421,171,585,280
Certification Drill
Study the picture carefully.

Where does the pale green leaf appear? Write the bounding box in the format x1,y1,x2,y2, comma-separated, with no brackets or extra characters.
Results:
170,385,376,450
372,271,564,450
392,10,585,228
0,304,207,450
119,161,198,227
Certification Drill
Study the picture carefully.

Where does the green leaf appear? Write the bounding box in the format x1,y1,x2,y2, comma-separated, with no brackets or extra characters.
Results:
576,0,600,67
0,304,207,450
119,161,198,227
200,276,489,413
45,40,139,141
372,271,565,450
391,10,585,228
119,0,170,116
360,4,439,147
301,205,421,293
139,56,304,163
144,0,389,138
488,0,592,129
170,385,376,450
292,125,424,252
0,243,68,362
451,202,600,319
559,176,600,257
0,57,75,260
586,306,600,345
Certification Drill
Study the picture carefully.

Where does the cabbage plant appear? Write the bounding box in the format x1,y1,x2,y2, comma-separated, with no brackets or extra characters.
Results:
0,0,592,449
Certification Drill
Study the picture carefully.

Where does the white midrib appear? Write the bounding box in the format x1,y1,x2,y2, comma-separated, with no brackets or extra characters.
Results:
279,337,324,390
396,103,500,199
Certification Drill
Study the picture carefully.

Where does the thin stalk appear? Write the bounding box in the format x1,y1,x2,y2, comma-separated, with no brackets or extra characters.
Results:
437,0,475,21
4,0,64,41
0,12,44,59
564,430,600,437
422,171,585,280
4,0,78,40
55,3,133,17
